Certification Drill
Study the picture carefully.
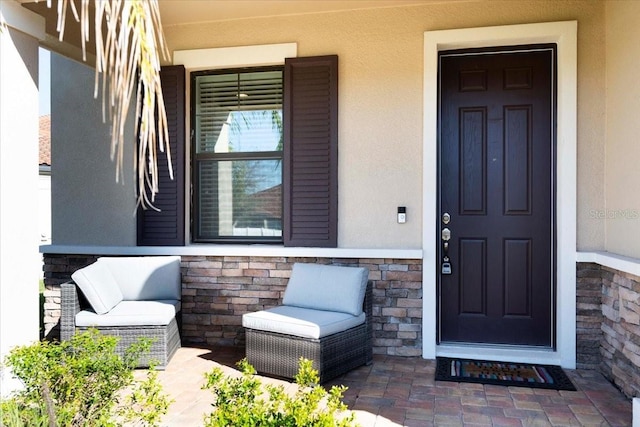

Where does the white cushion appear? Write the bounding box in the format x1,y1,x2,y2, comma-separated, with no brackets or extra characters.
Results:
282,263,368,316
99,256,181,301
75,300,180,327
71,260,123,314
242,306,365,339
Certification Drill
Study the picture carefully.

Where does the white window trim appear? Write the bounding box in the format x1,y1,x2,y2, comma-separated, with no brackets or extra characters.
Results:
423,21,578,368
174,43,297,71
173,43,297,244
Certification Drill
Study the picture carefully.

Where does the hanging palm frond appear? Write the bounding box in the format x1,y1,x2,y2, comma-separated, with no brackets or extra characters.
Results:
49,0,170,210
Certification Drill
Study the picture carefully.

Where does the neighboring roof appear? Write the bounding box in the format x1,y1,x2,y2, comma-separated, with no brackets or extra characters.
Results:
251,184,282,219
39,114,51,166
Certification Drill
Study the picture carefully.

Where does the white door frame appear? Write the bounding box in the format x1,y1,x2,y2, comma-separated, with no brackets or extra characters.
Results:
422,21,577,368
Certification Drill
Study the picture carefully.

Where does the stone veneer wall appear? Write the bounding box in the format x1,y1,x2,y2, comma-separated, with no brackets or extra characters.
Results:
42,254,98,339
42,254,423,356
577,261,640,398
576,262,604,370
600,264,640,398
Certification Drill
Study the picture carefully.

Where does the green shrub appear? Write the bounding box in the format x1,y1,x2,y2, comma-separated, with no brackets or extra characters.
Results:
1,329,172,426
203,358,359,427
0,398,49,427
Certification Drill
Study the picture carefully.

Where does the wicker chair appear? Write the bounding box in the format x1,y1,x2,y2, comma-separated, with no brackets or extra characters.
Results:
60,256,182,369
60,283,181,369
243,263,373,383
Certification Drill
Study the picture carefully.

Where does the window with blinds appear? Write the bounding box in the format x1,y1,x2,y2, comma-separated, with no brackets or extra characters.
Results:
192,67,284,242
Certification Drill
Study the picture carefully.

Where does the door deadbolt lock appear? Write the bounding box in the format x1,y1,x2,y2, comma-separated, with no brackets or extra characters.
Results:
442,228,451,241
442,212,451,224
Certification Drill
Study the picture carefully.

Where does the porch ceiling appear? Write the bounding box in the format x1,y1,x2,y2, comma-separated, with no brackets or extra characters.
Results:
154,0,446,26
19,0,455,59
21,0,447,33
20,0,461,64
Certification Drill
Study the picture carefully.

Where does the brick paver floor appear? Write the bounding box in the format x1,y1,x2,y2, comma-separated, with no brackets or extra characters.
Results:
152,346,632,426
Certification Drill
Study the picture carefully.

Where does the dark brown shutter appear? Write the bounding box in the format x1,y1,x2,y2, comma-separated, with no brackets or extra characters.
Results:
283,55,338,247
137,65,186,246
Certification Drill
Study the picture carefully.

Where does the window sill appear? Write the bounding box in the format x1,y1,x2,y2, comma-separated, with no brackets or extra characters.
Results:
576,250,640,278
40,244,423,260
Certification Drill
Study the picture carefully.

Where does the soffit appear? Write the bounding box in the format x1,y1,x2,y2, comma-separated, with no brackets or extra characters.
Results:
19,0,463,61
21,1,454,33
156,0,451,26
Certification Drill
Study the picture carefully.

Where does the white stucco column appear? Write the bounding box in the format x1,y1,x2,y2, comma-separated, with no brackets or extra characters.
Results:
0,1,44,395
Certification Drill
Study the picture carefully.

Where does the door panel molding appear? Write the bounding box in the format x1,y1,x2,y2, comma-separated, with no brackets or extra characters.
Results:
459,238,487,315
423,21,577,368
503,238,532,317
503,105,533,215
459,108,487,215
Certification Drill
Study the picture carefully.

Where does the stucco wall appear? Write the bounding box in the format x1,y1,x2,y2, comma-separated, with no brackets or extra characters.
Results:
0,22,42,395
604,1,640,259
163,0,606,250
50,1,607,251
51,53,136,245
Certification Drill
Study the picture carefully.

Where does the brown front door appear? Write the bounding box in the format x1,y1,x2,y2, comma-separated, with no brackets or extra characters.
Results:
438,46,556,346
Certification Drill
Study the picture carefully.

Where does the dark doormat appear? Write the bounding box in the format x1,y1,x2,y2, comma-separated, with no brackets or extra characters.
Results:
435,357,576,391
